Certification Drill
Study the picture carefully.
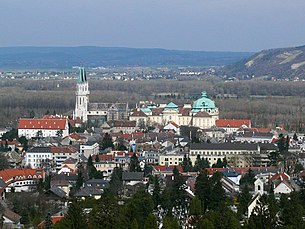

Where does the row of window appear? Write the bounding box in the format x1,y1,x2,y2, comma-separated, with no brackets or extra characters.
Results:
190,151,256,156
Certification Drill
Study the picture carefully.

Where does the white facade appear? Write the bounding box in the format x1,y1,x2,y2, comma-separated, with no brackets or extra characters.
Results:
25,148,53,169
159,154,184,166
80,143,99,158
75,68,90,122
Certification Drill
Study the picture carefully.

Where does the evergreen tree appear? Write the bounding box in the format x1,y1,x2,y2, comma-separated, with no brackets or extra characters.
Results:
237,185,251,218
130,153,141,172
152,176,161,208
44,212,53,229
76,170,84,190
109,167,123,194
197,218,214,229
162,216,181,229
100,133,114,150
181,154,192,172
89,194,121,229
293,132,298,141
195,170,211,212
61,200,87,229
212,158,223,168
171,166,187,210
209,172,226,211
144,214,158,229
130,218,139,229
95,154,100,162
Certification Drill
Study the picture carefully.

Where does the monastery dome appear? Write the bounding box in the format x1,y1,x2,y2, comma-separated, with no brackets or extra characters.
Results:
192,91,216,112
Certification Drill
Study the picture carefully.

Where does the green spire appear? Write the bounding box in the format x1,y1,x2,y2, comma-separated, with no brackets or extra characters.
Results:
78,67,87,83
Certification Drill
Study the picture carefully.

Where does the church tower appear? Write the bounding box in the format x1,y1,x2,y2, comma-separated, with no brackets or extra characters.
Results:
75,67,90,122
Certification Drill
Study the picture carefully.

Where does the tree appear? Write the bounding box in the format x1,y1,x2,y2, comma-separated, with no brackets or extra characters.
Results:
181,155,193,172
44,212,53,229
76,170,84,190
171,166,187,210
209,172,226,211
125,190,154,227
130,153,141,172
100,133,114,150
89,194,121,229
162,216,181,229
152,176,161,208
144,214,158,229
237,185,251,218
59,200,87,229
293,132,298,141
248,194,278,229
212,158,223,168
109,167,123,194
197,218,214,229
195,170,211,212
0,153,10,170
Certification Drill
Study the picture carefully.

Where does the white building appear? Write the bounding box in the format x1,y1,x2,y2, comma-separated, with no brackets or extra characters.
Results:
74,67,128,126
25,146,78,170
80,142,99,158
18,116,69,139
130,91,219,129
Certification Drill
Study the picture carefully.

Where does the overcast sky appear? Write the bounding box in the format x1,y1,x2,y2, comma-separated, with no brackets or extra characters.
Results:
1,0,305,52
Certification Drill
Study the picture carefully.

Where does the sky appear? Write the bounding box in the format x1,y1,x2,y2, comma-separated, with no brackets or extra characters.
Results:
1,0,305,52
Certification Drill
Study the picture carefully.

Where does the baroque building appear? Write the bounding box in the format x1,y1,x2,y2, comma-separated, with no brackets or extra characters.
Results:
74,68,129,126
130,91,219,129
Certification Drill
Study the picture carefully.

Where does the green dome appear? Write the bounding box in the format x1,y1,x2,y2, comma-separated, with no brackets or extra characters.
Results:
164,102,178,111
192,91,216,112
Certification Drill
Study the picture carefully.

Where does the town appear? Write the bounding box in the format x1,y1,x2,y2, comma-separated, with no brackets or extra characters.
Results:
0,68,304,228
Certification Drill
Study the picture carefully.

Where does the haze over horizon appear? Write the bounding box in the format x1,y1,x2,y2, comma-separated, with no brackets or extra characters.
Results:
1,0,305,52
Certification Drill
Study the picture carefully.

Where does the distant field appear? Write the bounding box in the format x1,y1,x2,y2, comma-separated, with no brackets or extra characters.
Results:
0,46,252,69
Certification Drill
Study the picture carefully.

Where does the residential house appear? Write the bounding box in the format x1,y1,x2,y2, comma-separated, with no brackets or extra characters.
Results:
2,208,22,229
80,142,99,158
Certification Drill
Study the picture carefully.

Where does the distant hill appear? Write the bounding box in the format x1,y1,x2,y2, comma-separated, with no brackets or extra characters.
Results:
221,45,305,79
0,46,252,69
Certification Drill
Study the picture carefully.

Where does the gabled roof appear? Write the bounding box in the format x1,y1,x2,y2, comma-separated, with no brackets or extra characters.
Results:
0,168,44,184
47,186,67,199
18,118,68,130
130,110,147,117
122,172,144,181
3,209,21,223
270,172,290,181
74,186,103,197
216,119,251,128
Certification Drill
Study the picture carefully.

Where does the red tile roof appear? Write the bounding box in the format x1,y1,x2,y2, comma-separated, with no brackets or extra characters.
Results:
0,168,44,184
179,108,191,116
130,110,147,117
271,172,290,181
50,146,78,154
92,154,114,161
153,165,183,173
216,119,251,128
194,111,211,117
38,216,64,228
0,139,21,146
151,108,163,116
18,118,68,130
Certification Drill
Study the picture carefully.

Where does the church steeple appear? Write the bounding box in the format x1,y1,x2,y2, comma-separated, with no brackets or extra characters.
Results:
78,67,87,83
75,67,90,122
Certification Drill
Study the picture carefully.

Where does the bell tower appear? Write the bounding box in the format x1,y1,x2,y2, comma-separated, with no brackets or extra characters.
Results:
75,67,90,122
